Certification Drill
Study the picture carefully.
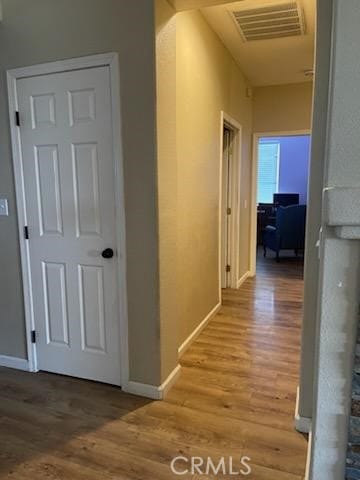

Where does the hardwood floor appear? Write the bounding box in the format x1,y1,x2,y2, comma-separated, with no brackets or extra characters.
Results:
0,251,307,479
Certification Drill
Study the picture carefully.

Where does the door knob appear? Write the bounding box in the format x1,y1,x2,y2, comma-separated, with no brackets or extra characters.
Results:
101,248,114,259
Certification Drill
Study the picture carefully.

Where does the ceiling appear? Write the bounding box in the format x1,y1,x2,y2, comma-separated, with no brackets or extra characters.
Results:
171,0,316,87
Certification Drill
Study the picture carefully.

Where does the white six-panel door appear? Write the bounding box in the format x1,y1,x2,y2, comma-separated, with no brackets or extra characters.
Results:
17,66,121,385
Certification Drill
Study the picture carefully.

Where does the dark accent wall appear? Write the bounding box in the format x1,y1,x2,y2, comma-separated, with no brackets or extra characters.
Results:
259,135,311,204
0,0,162,385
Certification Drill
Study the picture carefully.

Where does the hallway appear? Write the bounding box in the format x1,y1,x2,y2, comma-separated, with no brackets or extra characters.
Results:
0,256,307,479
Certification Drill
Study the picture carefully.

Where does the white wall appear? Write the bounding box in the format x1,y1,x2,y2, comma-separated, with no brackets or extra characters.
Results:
309,0,360,478
298,0,333,422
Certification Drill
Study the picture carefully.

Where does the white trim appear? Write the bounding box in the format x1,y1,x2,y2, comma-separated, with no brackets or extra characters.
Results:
254,130,311,138
219,112,225,294
123,381,161,400
294,386,312,433
236,270,250,289
7,52,119,79
0,355,30,371
108,55,130,388
219,111,243,291
7,69,37,372
6,53,129,386
178,302,221,358
161,364,182,398
122,364,182,400
250,129,312,276
304,429,312,480
275,142,281,197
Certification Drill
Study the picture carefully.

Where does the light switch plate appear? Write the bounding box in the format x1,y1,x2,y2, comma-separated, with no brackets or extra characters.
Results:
0,199,9,216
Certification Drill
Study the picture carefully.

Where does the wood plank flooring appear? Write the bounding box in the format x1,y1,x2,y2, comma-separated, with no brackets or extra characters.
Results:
0,252,307,479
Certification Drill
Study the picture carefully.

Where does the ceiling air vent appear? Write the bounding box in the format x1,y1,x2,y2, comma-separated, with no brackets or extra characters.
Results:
231,1,306,42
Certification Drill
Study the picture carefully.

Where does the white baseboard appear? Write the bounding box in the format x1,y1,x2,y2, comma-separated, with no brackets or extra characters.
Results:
236,270,251,289
122,364,181,400
161,364,182,398
178,302,222,358
295,386,312,434
0,355,29,371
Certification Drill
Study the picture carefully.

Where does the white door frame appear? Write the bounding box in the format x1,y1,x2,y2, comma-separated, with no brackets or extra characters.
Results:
219,111,242,293
250,129,312,276
7,52,129,387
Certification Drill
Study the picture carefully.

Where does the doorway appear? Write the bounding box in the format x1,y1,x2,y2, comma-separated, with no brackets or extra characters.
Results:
250,131,311,273
221,125,233,288
220,112,242,291
7,54,128,386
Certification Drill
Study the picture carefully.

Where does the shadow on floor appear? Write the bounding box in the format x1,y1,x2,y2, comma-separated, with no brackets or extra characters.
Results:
0,368,152,477
256,247,304,281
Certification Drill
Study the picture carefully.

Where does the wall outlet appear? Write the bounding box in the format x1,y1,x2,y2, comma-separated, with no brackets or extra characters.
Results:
0,199,9,216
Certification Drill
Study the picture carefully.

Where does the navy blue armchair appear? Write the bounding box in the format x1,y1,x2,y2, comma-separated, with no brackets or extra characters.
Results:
263,204,306,262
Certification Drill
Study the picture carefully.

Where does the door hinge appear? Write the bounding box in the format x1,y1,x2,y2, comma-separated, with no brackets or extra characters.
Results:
31,330,36,344
24,225,29,240
226,265,231,273
15,111,20,127
227,207,232,215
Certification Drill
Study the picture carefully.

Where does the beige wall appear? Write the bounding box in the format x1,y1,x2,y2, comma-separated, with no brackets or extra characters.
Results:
0,0,161,386
253,82,313,133
176,10,253,346
159,9,313,353
155,0,179,381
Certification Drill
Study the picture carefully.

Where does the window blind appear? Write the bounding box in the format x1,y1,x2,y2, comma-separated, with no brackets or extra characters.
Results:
257,142,280,203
